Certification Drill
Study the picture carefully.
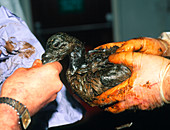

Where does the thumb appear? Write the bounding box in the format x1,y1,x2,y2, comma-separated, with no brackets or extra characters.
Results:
108,52,143,69
116,39,143,53
32,59,43,67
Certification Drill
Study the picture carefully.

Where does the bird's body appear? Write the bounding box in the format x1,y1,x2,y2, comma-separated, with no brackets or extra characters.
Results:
42,33,131,106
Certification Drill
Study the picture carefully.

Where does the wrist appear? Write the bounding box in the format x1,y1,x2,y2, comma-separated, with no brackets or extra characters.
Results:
0,103,20,130
0,97,31,129
161,40,170,57
159,32,170,56
161,63,170,103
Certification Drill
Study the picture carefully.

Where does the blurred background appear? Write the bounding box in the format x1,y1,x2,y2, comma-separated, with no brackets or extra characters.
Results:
1,0,170,130
1,0,170,49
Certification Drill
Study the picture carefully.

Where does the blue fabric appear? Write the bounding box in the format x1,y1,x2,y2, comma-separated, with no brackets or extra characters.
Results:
0,6,83,128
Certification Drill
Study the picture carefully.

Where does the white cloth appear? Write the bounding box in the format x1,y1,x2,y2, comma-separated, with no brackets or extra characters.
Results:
0,6,83,128
159,32,170,43
49,86,83,127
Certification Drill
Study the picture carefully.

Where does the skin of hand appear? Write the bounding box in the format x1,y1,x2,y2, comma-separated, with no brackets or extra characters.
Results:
0,59,63,116
93,52,170,113
95,37,169,56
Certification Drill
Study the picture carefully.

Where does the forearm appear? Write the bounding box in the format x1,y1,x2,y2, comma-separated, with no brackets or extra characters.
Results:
0,103,20,130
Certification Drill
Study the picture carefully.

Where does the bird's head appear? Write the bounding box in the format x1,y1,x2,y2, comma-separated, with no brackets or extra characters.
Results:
42,32,83,64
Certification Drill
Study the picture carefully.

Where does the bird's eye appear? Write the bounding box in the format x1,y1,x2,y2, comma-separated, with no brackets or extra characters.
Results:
51,39,61,48
53,42,60,48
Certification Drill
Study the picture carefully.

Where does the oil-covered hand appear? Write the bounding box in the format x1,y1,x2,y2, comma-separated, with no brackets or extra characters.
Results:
93,52,170,113
95,37,169,56
0,59,63,116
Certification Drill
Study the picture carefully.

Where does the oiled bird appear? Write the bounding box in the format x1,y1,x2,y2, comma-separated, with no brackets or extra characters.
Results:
42,32,131,106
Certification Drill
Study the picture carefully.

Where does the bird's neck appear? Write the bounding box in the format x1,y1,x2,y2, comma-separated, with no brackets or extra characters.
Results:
69,45,85,74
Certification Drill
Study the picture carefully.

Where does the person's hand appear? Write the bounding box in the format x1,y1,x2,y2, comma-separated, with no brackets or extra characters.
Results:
95,37,169,56
93,52,170,113
0,59,63,116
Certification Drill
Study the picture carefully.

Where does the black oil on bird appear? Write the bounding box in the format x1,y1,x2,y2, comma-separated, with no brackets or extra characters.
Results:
42,32,131,106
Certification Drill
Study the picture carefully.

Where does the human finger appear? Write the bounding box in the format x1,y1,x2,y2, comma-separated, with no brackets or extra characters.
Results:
94,42,124,49
92,79,131,106
32,59,43,67
105,97,138,113
116,39,143,53
109,52,143,69
105,101,129,113
116,37,166,56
